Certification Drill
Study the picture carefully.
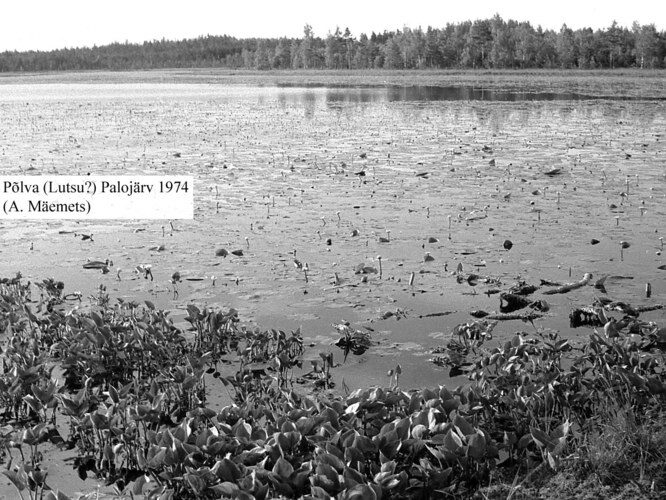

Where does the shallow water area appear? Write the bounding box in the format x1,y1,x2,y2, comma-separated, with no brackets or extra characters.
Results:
0,78,665,395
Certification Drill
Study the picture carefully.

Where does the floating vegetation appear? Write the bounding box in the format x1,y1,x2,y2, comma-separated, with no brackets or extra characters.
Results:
508,281,540,296
333,322,373,357
0,273,664,498
499,292,532,313
570,306,607,327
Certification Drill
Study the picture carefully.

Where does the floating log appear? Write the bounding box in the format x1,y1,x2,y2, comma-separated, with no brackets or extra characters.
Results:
419,311,455,318
636,304,664,313
484,312,544,321
542,273,593,295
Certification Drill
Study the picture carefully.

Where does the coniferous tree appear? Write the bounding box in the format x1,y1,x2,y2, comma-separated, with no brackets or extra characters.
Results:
383,35,402,69
273,38,290,69
0,16,663,71
557,24,577,68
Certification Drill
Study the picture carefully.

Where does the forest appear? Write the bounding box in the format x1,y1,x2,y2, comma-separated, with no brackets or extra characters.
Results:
0,15,664,72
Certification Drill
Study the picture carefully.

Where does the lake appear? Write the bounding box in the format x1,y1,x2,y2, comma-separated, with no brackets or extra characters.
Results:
0,79,664,391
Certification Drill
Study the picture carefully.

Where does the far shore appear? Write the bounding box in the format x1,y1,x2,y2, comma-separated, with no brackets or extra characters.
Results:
0,68,665,98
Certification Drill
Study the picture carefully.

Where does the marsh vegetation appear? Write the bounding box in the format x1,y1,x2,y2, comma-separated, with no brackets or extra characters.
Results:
0,70,664,498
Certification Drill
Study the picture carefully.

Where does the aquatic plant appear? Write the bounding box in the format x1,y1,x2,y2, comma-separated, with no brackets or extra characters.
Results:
0,273,664,499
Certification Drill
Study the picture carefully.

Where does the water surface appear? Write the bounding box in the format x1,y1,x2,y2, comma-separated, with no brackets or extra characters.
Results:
0,82,664,391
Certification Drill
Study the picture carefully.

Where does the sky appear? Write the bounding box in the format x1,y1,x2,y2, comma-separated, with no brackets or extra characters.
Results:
1,0,664,52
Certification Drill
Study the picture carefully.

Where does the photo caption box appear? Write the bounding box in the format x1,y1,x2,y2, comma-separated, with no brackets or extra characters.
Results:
0,176,193,219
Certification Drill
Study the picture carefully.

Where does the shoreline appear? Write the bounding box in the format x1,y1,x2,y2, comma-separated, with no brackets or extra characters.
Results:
0,68,663,98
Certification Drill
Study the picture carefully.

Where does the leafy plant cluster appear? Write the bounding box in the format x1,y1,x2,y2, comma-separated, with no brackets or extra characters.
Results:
0,272,664,499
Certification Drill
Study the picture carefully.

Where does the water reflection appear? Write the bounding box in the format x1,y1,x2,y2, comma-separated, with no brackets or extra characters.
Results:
302,91,317,119
275,84,665,104
382,86,594,102
272,87,663,127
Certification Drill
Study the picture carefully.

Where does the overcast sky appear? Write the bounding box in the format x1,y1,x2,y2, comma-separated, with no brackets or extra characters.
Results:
1,0,664,52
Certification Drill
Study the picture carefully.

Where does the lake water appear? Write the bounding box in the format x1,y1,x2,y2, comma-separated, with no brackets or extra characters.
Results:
0,82,664,390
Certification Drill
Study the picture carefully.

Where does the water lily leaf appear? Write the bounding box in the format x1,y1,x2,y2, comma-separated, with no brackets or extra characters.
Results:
136,449,147,469
310,486,333,499
106,384,119,404
314,462,340,492
467,432,486,459
394,417,410,440
411,424,427,439
443,430,462,452
47,427,65,447
186,304,201,319
442,397,460,413
185,472,205,495
318,452,345,472
342,467,365,488
407,394,421,414
517,433,533,449
43,491,72,500
453,414,475,436
163,447,178,467
380,460,396,474
376,431,401,458
23,394,43,414
233,419,252,440
426,444,446,461
325,442,344,460
132,474,148,495
272,457,294,479
551,420,570,440
84,330,103,347
352,434,376,454
90,311,104,327
344,446,364,465
530,427,556,451
148,448,167,468
547,450,558,470
350,484,381,500
427,408,441,431
2,468,27,491
438,386,454,401
214,458,240,482
80,317,98,333
211,482,239,496
342,402,360,417
382,475,402,489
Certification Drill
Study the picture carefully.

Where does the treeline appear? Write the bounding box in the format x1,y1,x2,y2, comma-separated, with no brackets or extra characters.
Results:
1,16,665,72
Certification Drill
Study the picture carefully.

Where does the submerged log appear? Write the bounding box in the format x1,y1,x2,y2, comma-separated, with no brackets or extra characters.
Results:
635,304,664,313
